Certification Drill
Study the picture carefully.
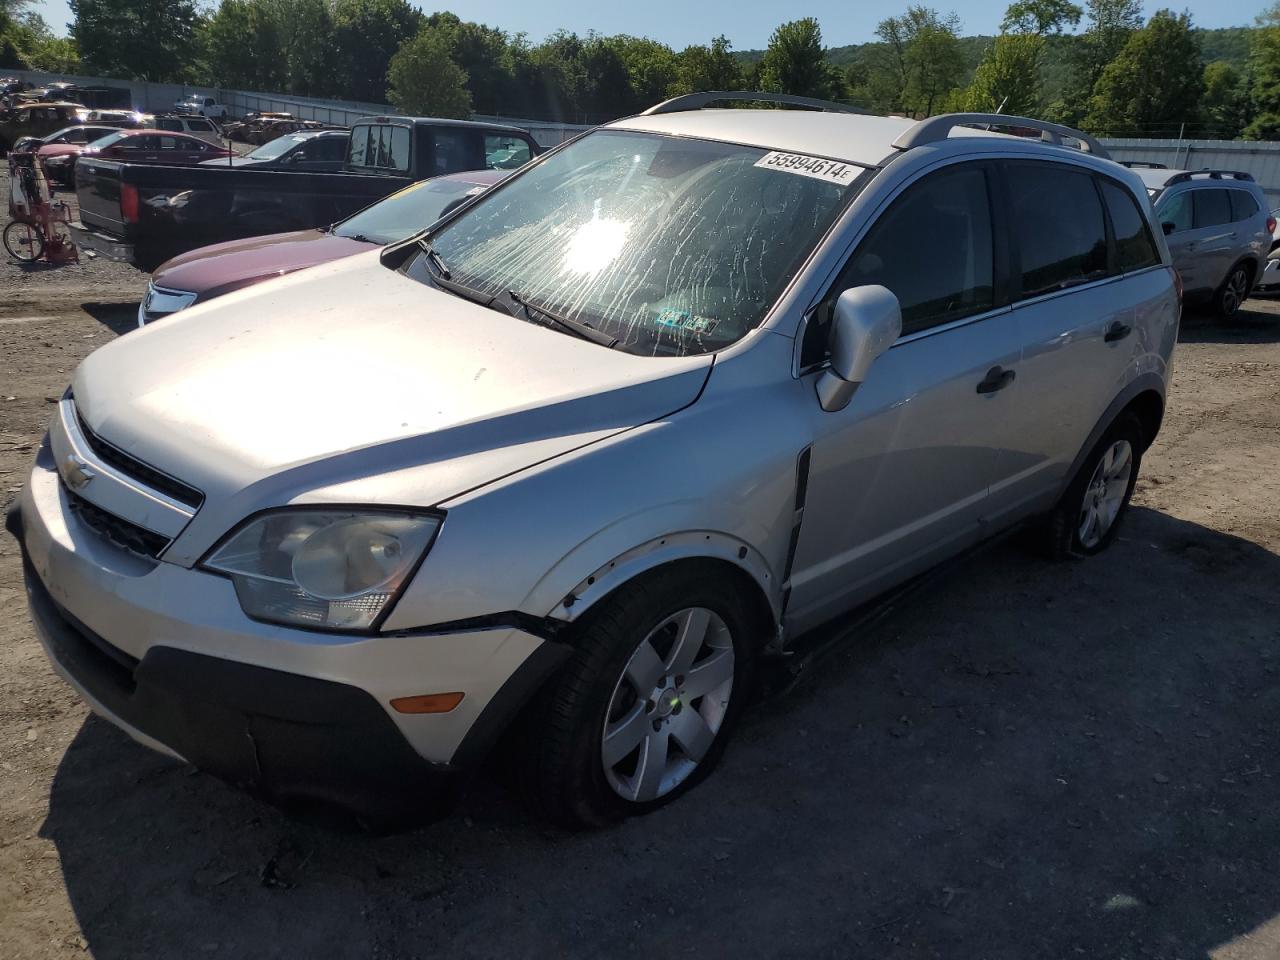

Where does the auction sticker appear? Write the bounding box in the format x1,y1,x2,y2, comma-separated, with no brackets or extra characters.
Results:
754,152,860,186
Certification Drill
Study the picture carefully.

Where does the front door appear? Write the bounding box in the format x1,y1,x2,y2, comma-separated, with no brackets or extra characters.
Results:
787,162,1021,632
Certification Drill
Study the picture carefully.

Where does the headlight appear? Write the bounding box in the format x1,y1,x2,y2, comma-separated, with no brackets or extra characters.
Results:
202,510,441,630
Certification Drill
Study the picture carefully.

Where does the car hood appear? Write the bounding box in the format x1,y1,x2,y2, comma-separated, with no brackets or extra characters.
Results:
73,252,713,556
153,230,370,298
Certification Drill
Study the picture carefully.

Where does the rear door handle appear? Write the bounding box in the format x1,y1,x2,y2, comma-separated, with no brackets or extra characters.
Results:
976,366,1016,394
1104,321,1133,343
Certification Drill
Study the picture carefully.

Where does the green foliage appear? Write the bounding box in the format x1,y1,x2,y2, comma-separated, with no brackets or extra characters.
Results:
1,5,80,72
669,36,744,97
1245,23,1280,139
866,7,965,116
964,33,1044,114
1001,0,1082,35
69,0,201,80
331,0,422,103
386,24,471,118
1201,61,1250,138
1084,9,1205,137
758,18,843,100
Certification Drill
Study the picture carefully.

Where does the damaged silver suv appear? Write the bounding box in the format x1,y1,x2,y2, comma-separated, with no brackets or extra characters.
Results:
9,94,1179,828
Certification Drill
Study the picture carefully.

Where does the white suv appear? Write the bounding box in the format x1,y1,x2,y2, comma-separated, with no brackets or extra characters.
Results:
155,113,224,145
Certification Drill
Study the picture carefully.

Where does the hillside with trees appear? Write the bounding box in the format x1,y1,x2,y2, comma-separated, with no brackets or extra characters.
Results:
6,0,1280,140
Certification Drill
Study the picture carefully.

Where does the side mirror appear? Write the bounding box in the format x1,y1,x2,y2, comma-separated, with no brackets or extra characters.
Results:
815,285,902,413
1161,221,1175,236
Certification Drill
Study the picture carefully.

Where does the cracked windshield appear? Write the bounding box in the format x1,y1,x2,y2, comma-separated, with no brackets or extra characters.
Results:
422,130,869,356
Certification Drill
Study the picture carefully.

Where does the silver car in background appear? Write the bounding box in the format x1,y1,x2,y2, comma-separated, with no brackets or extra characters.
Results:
9,95,1179,829
1135,166,1273,317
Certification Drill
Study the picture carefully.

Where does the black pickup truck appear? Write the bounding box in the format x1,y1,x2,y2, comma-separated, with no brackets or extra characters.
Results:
69,116,541,269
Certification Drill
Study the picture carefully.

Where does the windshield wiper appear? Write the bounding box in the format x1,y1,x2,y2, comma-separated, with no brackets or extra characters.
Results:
505,290,619,349
416,237,452,279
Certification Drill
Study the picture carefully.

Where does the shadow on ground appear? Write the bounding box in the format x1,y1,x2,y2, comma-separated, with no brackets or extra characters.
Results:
38,507,1280,958
81,302,140,337
1182,301,1280,344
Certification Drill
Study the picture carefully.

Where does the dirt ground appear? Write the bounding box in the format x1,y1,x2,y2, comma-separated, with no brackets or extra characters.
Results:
3,173,1280,960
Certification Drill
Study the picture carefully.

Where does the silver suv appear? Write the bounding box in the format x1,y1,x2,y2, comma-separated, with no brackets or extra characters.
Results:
1132,165,1272,317
9,96,1179,829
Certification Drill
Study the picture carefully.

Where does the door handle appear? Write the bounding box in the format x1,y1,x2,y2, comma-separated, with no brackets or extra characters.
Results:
976,366,1016,394
1104,321,1133,343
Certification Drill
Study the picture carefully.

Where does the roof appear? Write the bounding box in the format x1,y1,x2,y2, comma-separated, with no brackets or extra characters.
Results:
608,109,916,167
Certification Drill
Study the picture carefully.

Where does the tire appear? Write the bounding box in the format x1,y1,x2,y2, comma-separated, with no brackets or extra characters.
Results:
1038,412,1144,560
519,564,761,828
1215,262,1252,318
4,221,43,262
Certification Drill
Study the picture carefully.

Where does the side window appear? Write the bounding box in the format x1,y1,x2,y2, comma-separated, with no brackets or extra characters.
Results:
431,129,476,174
1159,192,1192,233
806,164,994,363
1100,179,1160,273
1007,162,1108,298
484,134,532,170
157,117,181,132
189,119,214,132
319,136,347,161
65,129,88,144
157,136,180,150
1229,190,1259,222
1193,189,1231,228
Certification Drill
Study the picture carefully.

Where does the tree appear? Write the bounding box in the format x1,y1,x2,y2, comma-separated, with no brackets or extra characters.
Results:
1001,0,1082,35
1201,61,1249,138
865,7,966,116
1084,9,1205,137
609,35,677,107
198,0,287,90
426,13,515,115
1245,17,1280,138
758,18,843,101
964,33,1044,114
669,35,743,96
70,0,200,80
386,25,471,118
332,0,422,103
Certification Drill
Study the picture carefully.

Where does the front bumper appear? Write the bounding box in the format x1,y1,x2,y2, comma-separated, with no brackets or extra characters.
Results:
8,448,568,826
1258,257,1280,291
67,222,133,263
137,282,197,326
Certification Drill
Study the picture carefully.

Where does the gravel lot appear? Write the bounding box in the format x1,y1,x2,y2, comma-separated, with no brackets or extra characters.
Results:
2,168,1280,959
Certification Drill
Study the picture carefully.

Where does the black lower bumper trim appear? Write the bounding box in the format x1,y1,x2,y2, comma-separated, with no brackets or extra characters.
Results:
19,546,461,828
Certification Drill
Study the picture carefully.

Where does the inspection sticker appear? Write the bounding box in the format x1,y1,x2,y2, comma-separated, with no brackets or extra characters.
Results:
754,151,860,186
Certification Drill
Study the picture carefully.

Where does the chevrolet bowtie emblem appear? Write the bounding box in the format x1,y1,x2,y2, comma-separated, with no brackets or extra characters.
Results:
61,455,96,492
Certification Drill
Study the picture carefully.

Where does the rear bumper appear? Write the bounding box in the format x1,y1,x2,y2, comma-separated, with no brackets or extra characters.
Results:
68,221,133,263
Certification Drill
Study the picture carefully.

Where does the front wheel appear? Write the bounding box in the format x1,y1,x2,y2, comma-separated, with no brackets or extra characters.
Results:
4,221,43,262
1038,413,1144,559
519,565,760,827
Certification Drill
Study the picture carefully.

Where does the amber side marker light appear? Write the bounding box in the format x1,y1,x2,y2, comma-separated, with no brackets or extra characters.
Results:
391,692,465,714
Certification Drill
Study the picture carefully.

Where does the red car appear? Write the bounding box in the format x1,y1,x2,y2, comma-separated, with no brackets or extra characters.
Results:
44,129,234,185
139,169,507,325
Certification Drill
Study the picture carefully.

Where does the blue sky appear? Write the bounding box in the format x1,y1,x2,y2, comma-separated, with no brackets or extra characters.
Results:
31,0,1262,49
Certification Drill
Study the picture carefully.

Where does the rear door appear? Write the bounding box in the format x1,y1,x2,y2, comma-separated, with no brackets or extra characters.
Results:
1190,188,1237,291
989,162,1161,523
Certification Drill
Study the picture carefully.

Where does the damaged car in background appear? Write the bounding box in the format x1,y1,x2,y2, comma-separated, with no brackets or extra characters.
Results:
9,94,1178,831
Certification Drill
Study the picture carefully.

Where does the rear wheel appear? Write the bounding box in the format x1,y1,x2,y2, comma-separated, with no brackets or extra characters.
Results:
1038,413,1144,559
1216,263,1251,318
4,221,43,262
519,565,760,827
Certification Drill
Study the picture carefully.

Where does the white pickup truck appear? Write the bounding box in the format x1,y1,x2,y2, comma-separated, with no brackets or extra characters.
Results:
173,94,229,122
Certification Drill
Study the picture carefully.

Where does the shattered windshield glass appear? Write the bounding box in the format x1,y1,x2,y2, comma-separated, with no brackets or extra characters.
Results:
419,130,869,356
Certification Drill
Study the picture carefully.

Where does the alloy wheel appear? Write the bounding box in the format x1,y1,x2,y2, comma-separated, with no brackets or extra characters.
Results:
601,607,735,802
1078,439,1133,549
1222,268,1248,316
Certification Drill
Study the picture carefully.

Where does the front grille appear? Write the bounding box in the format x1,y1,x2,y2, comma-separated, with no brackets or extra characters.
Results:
76,413,203,508
66,488,170,560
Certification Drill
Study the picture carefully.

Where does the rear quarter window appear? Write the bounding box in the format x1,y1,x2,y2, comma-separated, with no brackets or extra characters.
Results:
1100,179,1160,272
1007,162,1108,298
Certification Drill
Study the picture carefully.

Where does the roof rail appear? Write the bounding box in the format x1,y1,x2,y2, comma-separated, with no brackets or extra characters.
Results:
1165,169,1254,184
641,91,870,116
892,113,1110,159
1119,160,1168,169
